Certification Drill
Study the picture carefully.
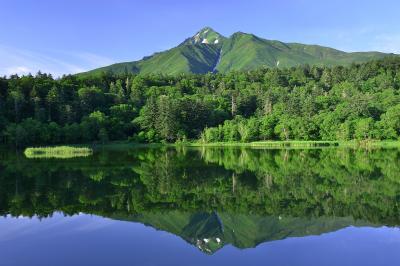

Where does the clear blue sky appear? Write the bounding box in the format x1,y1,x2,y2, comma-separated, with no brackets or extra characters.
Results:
1,0,399,76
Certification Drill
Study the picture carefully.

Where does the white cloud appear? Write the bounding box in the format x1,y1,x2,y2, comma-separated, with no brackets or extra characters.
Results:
333,28,400,54
370,34,400,54
5,66,32,76
294,27,400,54
0,44,115,77
71,52,115,67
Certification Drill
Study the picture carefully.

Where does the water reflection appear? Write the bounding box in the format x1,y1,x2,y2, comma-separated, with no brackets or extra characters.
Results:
0,147,400,254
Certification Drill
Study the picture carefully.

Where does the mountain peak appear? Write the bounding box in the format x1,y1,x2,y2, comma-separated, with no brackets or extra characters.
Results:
231,31,255,38
198,26,214,33
184,27,225,45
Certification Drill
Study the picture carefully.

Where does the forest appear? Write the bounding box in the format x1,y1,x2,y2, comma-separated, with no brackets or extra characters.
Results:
1,57,400,147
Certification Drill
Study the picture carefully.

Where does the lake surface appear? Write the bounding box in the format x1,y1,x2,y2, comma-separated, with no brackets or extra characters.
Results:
1,146,400,266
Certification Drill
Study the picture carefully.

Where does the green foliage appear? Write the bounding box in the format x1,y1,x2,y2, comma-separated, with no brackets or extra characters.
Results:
1,57,400,146
377,104,400,139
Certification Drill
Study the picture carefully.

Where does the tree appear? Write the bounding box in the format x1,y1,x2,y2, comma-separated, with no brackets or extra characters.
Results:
274,116,292,140
64,123,81,144
238,117,259,142
130,76,146,108
156,96,179,142
46,86,62,121
259,115,277,140
98,128,109,144
110,80,126,103
177,97,211,138
9,90,23,122
354,118,375,140
336,120,354,141
377,104,400,139
78,86,106,115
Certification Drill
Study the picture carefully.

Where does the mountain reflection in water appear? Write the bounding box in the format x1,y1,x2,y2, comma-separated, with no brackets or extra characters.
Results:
0,146,399,254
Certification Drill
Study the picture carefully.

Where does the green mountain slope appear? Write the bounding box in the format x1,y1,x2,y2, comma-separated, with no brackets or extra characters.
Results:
81,43,221,77
216,32,390,71
79,27,224,77
78,27,395,77
138,44,221,74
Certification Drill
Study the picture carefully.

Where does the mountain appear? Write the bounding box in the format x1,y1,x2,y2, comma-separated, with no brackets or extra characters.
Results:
78,27,394,77
115,211,372,254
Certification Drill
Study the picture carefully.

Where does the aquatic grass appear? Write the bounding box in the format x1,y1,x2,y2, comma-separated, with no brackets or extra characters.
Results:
24,146,93,159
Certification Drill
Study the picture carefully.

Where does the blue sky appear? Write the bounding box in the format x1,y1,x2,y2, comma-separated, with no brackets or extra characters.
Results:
1,0,400,76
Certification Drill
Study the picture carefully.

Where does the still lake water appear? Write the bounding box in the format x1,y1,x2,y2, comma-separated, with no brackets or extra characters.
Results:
1,146,400,266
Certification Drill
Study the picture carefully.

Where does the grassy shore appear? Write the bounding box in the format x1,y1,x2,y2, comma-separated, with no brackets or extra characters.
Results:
184,140,400,149
88,139,400,150
24,146,93,159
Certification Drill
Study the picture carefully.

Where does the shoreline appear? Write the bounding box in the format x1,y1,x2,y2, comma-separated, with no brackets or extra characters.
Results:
91,140,400,149
5,140,400,152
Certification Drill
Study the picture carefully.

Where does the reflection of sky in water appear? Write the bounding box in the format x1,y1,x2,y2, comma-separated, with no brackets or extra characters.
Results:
0,214,400,266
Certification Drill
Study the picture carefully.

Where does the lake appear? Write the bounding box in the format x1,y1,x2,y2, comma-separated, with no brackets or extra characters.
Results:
1,146,400,266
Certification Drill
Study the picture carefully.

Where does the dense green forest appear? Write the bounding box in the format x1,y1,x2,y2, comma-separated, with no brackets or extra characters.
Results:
1,57,400,147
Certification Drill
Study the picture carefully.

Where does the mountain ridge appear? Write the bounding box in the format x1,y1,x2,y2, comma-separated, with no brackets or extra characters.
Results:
78,27,396,77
